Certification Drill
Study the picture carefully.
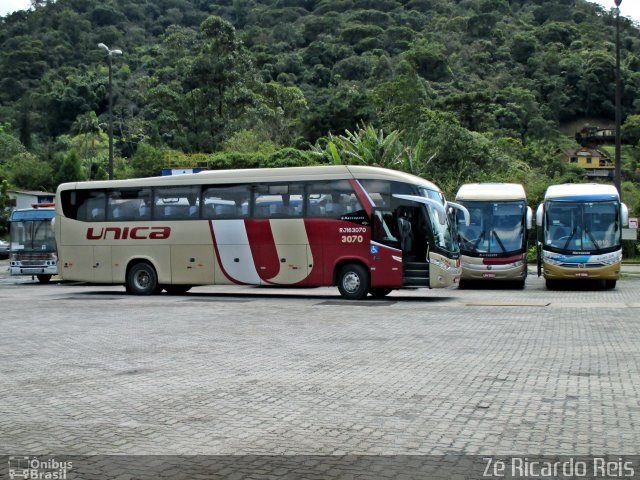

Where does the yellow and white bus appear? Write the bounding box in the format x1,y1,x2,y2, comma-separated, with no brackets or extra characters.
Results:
455,183,533,287
536,183,629,289
55,165,467,299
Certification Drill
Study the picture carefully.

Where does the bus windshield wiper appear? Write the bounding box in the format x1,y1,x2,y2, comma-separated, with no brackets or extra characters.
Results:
473,230,486,250
563,227,577,250
492,229,507,253
584,227,601,252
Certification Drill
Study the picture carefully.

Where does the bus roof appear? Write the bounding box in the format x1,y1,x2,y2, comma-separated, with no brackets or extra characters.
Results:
56,165,443,194
544,183,619,202
455,183,526,201
10,208,55,221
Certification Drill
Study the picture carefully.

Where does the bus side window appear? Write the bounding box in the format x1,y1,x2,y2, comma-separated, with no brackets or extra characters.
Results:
203,185,250,219
75,191,106,222
154,186,200,220
306,180,363,218
253,183,304,218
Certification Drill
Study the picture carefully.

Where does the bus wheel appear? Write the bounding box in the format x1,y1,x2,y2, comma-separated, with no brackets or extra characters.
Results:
37,274,51,283
338,264,369,300
545,279,558,290
127,262,158,296
604,280,617,289
164,285,192,295
369,287,392,299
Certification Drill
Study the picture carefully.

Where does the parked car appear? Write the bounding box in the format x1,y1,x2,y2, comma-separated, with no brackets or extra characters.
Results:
0,239,8,259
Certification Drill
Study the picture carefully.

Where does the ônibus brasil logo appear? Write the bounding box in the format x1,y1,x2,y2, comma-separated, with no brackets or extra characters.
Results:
8,456,73,480
86,226,171,240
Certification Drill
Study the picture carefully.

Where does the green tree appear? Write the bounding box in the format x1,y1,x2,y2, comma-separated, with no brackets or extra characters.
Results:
132,143,164,178
0,180,11,236
316,123,404,168
56,149,85,185
10,154,54,191
622,115,640,146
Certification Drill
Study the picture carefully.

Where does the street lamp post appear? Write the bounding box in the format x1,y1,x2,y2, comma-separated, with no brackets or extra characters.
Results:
614,0,622,197
98,43,122,180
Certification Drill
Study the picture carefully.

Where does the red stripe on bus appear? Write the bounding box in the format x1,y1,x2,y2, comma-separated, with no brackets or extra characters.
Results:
482,254,525,265
245,219,280,282
350,179,373,216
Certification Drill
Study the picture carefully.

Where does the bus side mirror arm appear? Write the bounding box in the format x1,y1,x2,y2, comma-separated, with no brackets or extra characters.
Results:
447,201,470,226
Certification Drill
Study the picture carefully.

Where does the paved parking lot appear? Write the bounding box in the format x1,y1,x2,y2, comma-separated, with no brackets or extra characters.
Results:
1,261,640,457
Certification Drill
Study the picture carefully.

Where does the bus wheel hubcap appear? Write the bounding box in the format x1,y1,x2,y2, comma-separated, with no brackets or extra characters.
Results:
343,272,360,293
136,272,150,289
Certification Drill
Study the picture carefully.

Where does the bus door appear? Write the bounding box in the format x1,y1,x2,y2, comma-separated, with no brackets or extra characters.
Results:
370,208,403,287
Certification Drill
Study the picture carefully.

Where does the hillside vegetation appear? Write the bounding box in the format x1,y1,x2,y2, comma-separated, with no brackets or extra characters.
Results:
1,0,640,228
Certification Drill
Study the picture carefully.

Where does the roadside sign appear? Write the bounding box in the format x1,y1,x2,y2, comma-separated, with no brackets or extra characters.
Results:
629,217,638,229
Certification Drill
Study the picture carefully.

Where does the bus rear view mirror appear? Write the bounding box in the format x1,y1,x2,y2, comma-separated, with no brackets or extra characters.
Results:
526,206,533,230
536,204,544,227
446,201,470,226
621,203,629,227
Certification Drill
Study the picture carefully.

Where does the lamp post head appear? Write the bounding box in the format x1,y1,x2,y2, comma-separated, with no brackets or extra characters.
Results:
614,0,622,6
97,43,123,56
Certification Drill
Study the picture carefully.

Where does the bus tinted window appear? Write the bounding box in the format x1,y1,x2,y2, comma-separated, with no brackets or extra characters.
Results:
203,185,250,219
107,189,152,221
359,180,390,207
254,183,304,218
73,191,107,222
307,180,363,218
154,186,200,220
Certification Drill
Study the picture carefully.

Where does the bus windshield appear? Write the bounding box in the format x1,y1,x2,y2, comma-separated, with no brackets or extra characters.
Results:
458,201,526,255
10,219,56,253
545,200,619,252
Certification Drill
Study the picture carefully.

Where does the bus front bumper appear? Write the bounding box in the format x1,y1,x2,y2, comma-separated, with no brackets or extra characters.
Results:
543,262,620,280
10,264,58,276
461,258,526,281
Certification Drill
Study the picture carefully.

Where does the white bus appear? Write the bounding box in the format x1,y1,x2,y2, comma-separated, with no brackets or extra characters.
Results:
455,183,533,287
536,183,628,289
55,165,468,299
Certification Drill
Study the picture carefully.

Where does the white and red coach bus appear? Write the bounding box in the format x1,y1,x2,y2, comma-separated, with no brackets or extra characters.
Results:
55,165,466,299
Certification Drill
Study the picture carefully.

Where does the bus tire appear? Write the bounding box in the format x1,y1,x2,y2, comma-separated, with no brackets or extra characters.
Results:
37,274,52,283
604,280,617,289
545,279,558,290
127,262,158,296
337,263,369,300
164,285,192,295
369,287,392,299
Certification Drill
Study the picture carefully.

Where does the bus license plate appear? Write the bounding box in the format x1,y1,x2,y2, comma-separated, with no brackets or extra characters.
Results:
575,272,589,277
483,273,496,278
21,268,43,274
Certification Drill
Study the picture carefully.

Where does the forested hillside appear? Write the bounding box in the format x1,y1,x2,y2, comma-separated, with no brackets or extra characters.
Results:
1,0,640,222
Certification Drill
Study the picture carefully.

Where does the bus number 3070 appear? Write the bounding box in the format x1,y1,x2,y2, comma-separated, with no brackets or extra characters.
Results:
341,235,364,243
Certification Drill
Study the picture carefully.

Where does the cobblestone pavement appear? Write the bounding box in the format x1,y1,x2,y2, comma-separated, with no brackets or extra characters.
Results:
1,261,639,456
